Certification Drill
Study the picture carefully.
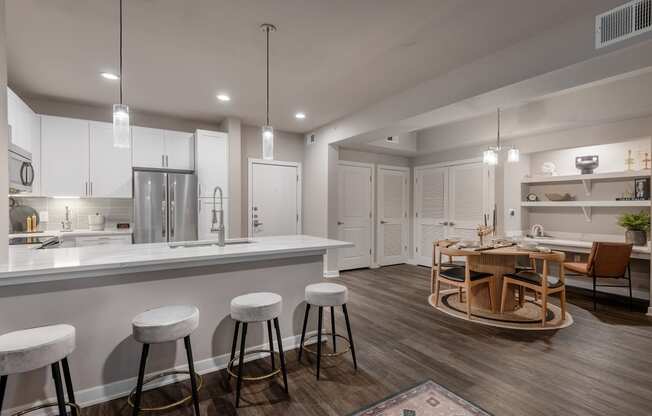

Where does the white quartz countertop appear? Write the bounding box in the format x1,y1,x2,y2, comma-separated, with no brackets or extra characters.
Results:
0,235,352,286
9,229,133,239
523,237,650,257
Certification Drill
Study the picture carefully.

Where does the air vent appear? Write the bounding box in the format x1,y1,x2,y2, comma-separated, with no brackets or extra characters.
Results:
385,136,399,144
595,0,652,48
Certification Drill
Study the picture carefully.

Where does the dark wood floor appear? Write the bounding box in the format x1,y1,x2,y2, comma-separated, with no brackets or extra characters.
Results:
86,264,652,416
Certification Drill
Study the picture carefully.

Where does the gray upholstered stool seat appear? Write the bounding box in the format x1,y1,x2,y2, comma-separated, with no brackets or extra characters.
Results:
230,292,282,322
305,283,348,306
0,324,75,375
132,305,199,344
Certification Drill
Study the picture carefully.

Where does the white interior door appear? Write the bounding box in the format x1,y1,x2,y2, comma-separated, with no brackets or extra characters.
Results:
448,163,492,239
337,163,373,270
249,160,300,237
378,166,408,266
414,166,448,266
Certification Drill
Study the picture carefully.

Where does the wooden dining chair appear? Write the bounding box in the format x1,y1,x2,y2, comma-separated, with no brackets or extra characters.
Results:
501,251,566,328
431,240,465,301
433,245,496,319
562,242,633,311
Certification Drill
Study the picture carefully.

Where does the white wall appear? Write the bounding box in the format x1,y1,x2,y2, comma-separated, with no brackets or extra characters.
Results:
0,1,9,262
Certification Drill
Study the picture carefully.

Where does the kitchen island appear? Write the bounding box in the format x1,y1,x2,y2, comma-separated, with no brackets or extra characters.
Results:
0,235,352,413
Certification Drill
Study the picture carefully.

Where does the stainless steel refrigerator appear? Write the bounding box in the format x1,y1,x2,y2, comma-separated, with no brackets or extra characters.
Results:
133,170,198,243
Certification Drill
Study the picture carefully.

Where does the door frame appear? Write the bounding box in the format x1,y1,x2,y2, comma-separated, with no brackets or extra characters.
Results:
247,158,302,238
337,160,375,270
376,164,409,266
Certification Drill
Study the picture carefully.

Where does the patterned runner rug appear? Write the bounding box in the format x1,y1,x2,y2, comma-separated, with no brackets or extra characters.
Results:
350,380,491,416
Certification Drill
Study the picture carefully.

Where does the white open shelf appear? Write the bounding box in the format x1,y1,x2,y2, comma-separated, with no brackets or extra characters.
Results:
521,200,650,222
522,169,651,196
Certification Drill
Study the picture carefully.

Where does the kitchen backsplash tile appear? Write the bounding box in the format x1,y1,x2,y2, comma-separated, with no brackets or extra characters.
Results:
10,197,132,232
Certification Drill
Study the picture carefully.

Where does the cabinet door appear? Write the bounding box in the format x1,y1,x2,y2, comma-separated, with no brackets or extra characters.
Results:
7,88,31,152
132,126,165,168
41,116,90,197
89,122,132,197
195,130,228,197
164,130,194,170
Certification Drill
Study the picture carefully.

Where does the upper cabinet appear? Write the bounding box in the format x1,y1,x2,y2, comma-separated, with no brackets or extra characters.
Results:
89,122,132,197
41,116,132,198
132,126,194,171
7,88,41,195
195,129,228,198
41,116,90,197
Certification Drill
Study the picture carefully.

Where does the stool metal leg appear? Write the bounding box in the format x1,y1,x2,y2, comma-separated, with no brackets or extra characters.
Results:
235,322,248,408
51,362,68,416
184,336,201,416
228,321,240,380
316,306,323,380
298,304,310,362
132,344,150,416
266,320,276,370
61,358,79,416
342,304,357,370
273,318,289,394
331,307,337,353
0,375,7,413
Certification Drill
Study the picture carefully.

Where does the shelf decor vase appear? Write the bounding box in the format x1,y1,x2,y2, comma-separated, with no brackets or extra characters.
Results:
625,230,647,246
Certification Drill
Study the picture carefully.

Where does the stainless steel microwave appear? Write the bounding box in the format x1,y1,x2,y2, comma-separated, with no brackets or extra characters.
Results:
9,140,35,194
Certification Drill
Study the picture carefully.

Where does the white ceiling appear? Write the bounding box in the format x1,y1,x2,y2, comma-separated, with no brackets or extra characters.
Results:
6,0,616,133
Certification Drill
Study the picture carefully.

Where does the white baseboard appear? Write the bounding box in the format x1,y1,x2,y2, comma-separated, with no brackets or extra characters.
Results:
323,270,340,278
369,263,380,269
1,331,317,416
406,258,418,265
647,306,652,316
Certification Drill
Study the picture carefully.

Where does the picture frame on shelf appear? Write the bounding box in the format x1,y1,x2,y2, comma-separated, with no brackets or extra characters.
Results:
634,177,650,200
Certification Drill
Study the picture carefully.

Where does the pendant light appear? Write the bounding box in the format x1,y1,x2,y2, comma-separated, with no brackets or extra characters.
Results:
112,0,130,148
482,108,519,165
261,23,277,160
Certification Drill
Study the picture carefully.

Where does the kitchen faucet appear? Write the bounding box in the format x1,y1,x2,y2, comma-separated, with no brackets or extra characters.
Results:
211,186,225,247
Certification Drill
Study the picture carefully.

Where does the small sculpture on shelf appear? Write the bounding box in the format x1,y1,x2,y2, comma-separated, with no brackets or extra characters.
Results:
641,152,651,170
575,155,599,174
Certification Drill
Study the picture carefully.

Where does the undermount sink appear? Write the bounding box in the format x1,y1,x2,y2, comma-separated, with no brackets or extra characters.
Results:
169,239,253,249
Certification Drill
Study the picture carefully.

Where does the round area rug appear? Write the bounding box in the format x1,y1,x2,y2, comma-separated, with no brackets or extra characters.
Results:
429,289,573,330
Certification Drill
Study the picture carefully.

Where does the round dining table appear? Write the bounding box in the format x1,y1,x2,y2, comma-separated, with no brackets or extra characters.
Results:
450,245,535,312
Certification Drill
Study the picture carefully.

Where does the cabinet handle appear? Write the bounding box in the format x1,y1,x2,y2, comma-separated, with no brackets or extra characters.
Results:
162,154,165,167
90,182,93,196
85,182,88,196
165,155,169,167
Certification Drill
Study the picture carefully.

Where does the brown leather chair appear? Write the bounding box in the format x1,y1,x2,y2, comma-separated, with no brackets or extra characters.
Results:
563,242,633,311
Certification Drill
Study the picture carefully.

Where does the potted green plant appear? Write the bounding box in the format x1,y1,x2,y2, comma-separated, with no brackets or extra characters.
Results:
617,211,650,246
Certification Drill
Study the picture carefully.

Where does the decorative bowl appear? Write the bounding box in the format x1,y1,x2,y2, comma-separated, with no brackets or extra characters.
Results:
545,193,573,201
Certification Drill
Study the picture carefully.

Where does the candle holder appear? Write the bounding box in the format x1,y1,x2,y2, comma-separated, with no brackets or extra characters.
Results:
477,225,493,247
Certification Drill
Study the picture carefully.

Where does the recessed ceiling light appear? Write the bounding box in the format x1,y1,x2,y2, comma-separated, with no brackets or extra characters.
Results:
295,112,306,119
100,72,120,81
217,93,231,102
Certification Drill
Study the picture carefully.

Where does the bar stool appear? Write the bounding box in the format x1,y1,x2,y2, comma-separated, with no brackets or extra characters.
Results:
0,324,80,416
298,283,357,380
229,292,288,408
130,305,202,416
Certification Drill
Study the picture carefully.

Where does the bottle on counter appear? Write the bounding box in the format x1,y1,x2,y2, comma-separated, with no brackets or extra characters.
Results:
26,216,32,233
31,214,37,232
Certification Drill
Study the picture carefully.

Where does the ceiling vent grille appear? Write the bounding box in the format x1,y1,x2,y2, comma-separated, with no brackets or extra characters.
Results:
596,0,652,48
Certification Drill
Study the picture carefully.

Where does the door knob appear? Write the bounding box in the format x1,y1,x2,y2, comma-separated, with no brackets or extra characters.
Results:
380,220,387,224
337,221,344,225
439,221,449,226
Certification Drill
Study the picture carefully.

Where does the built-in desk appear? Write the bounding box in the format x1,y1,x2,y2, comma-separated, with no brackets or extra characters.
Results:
523,237,650,260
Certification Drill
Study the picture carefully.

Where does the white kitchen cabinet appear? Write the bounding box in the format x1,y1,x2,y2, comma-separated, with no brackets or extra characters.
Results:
132,126,166,169
165,130,194,170
132,126,194,170
41,116,90,197
8,88,41,195
89,122,132,197
195,129,228,198
198,197,229,240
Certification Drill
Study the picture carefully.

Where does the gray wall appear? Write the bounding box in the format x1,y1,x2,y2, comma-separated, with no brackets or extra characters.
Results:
240,124,304,236
0,2,8,261
219,117,243,238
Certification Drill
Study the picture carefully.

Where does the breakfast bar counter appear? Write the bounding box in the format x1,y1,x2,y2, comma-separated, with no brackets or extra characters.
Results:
0,235,352,413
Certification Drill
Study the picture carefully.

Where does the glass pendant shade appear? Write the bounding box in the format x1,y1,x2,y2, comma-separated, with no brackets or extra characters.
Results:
262,125,274,160
507,146,520,163
112,104,130,148
483,148,498,165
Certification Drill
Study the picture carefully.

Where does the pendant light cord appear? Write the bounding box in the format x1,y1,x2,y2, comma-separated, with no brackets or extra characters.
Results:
265,25,270,126
119,0,123,105
496,108,501,149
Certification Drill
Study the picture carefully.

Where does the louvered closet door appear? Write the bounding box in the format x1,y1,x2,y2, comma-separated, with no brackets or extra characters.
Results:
414,167,448,266
378,166,408,266
448,163,491,239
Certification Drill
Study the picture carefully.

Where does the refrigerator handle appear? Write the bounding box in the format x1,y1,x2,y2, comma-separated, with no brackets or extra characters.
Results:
170,181,175,239
162,181,167,238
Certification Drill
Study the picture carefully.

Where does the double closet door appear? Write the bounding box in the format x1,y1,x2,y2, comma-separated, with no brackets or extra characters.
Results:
414,162,494,266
